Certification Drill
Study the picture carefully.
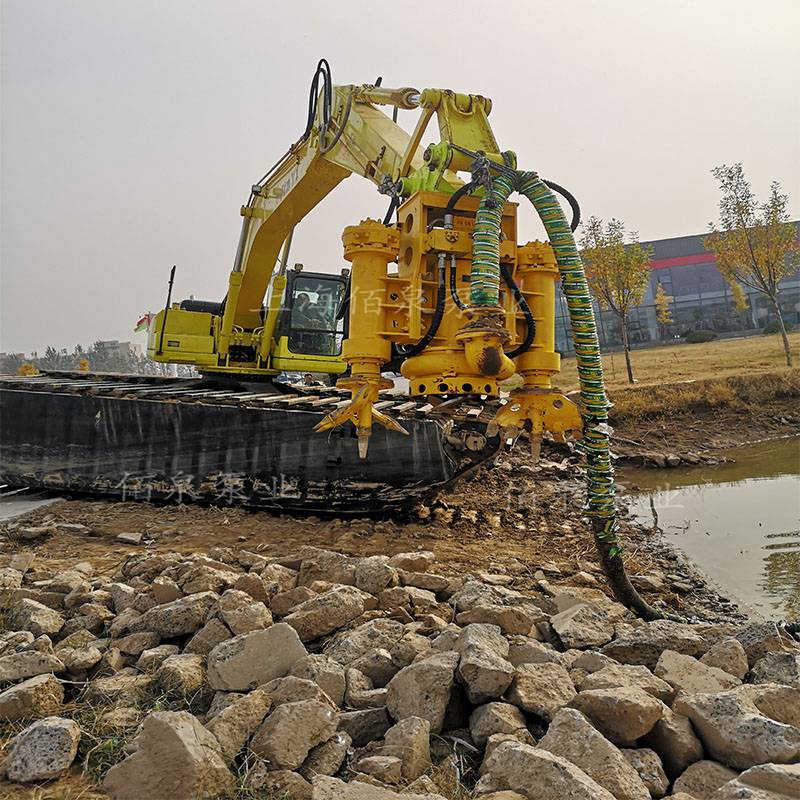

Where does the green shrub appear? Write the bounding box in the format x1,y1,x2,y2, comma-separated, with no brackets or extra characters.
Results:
762,320,795,335
684,329,718,343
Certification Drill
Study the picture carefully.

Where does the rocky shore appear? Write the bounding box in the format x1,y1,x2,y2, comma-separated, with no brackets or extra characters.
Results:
1,539,799,799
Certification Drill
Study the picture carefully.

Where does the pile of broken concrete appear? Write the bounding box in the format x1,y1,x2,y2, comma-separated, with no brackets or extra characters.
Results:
1,545,799,799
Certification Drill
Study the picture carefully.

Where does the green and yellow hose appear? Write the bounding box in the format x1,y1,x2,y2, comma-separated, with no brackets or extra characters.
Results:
468,169,661,619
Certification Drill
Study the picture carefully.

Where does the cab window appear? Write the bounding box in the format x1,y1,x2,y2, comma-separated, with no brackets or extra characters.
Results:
287,276,344,356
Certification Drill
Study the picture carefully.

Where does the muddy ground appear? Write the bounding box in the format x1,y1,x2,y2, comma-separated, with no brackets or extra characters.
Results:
4,393,799,627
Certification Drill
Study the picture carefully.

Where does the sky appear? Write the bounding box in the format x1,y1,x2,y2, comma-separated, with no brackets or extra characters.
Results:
2,0,798,354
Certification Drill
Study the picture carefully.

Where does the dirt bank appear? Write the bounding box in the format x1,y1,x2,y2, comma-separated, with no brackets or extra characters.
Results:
608,370,800,463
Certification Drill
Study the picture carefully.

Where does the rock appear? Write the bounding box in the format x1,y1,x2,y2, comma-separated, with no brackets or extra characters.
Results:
469,702,528,747
233,572,270,603
458,644,515,704
271,586,318,617
568,686,665,746
338,707,392,747
386,651,458,733
483,740,617,800
324,619,405,665
156,653,206,694
205,688,271,762
674,683,800,769
115,631,160,656
654,650,741,695
388,551,436,572
642,706,703,779
110,582,137,613
299,730,351,780
355,556,398,595
291,653,347,706
183,618,231,656
152,576,183,605
382,716,431,781
263,675,329,707
102,711,234,800
672,759,739,798
507,637,562,667
712,762,800,800
262,562,299,591
4,716,80,782
12,599,64,638
357,754,403,784
504,662,576,721
601,620,706,669
59,644,103,672
621,748,669,799
312,775,447,799
216,589,272,635
284,586,369,642
250,699,338,769
457,604,541,636
0,674,64,722
116,532,143,545
538,708,650,800
207,623,307,691
246,765,313,799
700,637,749,680
579,661,674,703
550,603,615,649
0,650,65,683
136,644,180,671
350,648,398,687
84,670,153,706
97,707,142,733
735,622,798,667
128,592,219,638
749,651,800,688
296,549,355,586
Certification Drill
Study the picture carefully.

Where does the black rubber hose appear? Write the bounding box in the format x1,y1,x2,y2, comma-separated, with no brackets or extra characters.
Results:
542,178,581,232
444,181,476,218
303,59,333,140
449,257,468,311
383,195,400,226
501,263,536,358
396,257,447,357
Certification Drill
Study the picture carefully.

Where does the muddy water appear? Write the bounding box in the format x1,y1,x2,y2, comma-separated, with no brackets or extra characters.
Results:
622,437,800,620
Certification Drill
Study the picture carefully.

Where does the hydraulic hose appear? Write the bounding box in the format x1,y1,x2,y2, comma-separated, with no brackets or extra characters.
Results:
500,263,536,358
470,173,516,306
397,254,447,358
449,255,468,311
444,181,476,220
514,171,660,620
542,178,581,232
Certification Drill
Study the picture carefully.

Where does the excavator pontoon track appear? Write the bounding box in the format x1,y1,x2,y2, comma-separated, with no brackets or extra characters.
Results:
0,371,503,513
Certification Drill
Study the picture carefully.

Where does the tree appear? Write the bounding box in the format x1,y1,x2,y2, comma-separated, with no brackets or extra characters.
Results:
705,164,798,366
654,282,673,336
580,217,653,383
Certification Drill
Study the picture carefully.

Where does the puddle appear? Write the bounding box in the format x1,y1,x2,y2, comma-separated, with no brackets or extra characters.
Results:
0,492,60,521
621,437,800,620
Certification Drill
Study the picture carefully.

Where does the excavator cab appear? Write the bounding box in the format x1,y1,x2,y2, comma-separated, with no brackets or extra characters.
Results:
271,269,347,373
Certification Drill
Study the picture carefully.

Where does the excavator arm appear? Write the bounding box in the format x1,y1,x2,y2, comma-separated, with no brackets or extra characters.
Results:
221,79,479,343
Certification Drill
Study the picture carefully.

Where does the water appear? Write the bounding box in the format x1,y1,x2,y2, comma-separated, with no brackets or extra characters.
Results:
621,437,800,620
0,492,59,522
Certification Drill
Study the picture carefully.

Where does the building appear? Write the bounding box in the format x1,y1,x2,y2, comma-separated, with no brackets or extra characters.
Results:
96,340,143,358
554,222,800,353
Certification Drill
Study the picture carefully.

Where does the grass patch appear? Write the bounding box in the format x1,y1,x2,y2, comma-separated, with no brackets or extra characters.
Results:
608,369,800,420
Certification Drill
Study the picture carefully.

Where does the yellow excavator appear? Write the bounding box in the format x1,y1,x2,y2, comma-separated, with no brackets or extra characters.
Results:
3,61,666,618
1,61,586,512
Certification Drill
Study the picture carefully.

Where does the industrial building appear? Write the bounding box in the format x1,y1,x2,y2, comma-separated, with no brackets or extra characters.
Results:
554,222,800,353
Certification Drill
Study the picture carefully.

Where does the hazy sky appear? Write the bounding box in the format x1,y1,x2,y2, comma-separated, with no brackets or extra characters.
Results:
2,0,798,354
